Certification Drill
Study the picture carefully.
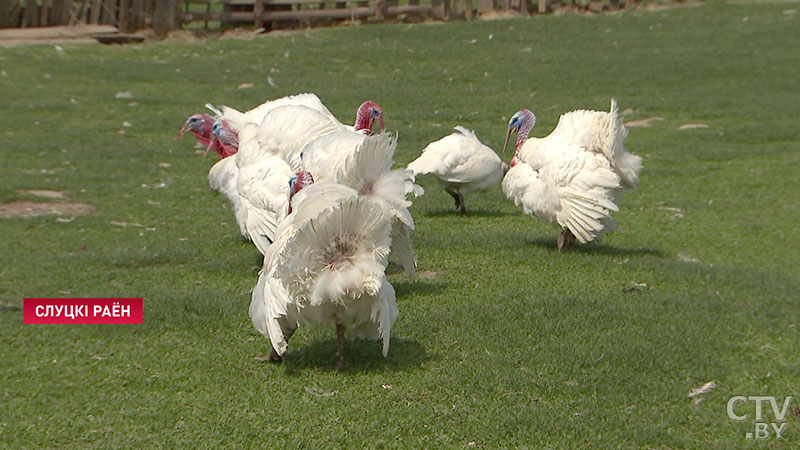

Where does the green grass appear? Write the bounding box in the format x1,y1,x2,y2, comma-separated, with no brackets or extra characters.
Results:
2,1,799,447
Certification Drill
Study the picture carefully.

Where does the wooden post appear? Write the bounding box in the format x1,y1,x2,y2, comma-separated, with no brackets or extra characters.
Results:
50,0,63,24
154,0,175,36
23,0,38,27
254,0,263,28
0,0,11,28
375,0,388,20
538,0,547,14
89,0,101,24
38,0,50,26
465,0,472,19
476,0,491,16
119,0,130,31
135,0,146,29
431,0,443,19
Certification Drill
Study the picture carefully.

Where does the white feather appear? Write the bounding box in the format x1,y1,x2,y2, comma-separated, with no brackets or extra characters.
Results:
505,100,641,243
408,126,505,199
250,186,398,359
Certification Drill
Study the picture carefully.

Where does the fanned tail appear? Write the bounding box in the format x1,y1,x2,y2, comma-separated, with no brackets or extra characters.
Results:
608,99,642,189
371,277,398,357
390,220,417,277
276,195,392,307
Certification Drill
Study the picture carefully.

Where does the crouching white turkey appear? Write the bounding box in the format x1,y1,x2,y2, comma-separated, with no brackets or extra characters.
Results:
502,99,642,251
407,126,507,216
249,171,398,369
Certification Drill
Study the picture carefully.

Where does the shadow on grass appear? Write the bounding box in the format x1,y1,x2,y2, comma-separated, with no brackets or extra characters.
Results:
424,209,515,218
278,337,432,374
525,236,665,258
392,279,447,299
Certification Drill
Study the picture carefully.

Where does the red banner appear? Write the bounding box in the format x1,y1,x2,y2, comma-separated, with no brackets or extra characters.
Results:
23,298,143,324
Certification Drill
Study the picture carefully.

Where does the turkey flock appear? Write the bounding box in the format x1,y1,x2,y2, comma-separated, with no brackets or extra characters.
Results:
175,93,642,369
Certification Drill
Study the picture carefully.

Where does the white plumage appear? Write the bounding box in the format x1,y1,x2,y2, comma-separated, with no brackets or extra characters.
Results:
407,126,506,216
256,104,345,173
502,99,642,250
205,97,361,253
249,179,398,368
299,129,368,183
210,92,341,133
206,122,293,254
303,132,423,276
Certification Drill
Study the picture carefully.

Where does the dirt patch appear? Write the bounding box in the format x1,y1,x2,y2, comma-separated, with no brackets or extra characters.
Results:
19,189,67,199
678,123,709,130
625,117,664,128
0,201,95,218
418,270,447,279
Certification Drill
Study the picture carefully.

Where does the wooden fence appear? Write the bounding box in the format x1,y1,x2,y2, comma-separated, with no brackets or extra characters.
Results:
0,0,182,32
1,0,629,33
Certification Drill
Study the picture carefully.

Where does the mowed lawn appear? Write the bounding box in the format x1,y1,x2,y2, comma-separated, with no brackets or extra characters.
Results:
1,1,799,447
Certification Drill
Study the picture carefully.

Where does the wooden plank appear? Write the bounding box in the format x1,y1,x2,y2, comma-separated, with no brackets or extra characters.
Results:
154,0,175,35
189,6,373,22
39,0,50,26
119,0,130,31
90,0,102,24
538,0,546,13
476,0,492,15
431,0,442,19
50,0,64,25
224,0,347,5
131,0,144,29
23,0,39,27
0,0,11,28
264,7,375,20
253,0,263,28
104,0,119,26
376,0,387,19
386,4,431,15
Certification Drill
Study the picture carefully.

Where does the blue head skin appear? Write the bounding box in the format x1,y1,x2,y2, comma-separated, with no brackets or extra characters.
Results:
174,113,215,146
205,119,238,158
287,171,315,214
502,109,536,153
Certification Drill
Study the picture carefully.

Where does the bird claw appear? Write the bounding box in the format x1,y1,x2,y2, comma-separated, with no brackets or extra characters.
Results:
267,348,284,363
557,229,576,252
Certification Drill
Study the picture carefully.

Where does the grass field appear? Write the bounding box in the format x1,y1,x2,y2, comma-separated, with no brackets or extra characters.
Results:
2,1,799,447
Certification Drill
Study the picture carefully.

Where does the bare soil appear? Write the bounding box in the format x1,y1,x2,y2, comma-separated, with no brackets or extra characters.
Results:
0,201,95,218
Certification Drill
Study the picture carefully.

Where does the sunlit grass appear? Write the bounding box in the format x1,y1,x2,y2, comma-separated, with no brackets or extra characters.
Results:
1,1,799,447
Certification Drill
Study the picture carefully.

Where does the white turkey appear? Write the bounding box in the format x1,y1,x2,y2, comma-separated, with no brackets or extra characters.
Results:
212,92,342,131
302,132,423,277
502,99,642,251
204,100,383,253
407,126,507,216
249,171,398,369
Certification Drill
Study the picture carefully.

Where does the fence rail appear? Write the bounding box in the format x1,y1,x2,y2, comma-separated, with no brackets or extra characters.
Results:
1,0,630,34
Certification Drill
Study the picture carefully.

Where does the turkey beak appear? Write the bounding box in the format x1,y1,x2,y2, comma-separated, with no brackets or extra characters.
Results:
502,124,516,153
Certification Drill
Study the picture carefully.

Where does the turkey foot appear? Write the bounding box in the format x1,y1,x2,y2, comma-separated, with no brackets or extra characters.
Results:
557,229,576,252
267,348,283,363
446,190,467,216
335,323,346,370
